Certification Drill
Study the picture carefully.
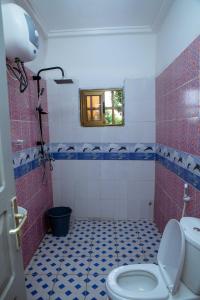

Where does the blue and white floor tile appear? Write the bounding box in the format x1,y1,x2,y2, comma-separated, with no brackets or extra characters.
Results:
68,244,93,257
88,255,118,275
91,237,116,244
25,219,161,299
141,250,158,264
59,256,91,275
116,231,139,240
70,232,93,241
25,274,56,300
49,275,88,300
86,275,107,299
91,243,117,257
35,241,71,257
117,253,146,266
26,255,63,275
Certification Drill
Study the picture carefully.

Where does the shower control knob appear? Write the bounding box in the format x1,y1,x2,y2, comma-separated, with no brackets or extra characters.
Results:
148,202,152,206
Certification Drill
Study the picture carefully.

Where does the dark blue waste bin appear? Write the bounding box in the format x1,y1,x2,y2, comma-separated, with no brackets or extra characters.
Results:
47,207,72,237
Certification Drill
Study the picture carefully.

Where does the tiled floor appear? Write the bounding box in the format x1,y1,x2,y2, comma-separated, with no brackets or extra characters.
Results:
25,219,161,300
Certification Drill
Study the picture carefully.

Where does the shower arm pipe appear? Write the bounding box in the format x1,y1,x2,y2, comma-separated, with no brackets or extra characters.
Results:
33,66,65,99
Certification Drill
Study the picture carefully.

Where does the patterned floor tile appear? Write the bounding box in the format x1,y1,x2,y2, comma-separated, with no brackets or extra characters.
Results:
26,219,161,299
42,235,72,245
142,250,158,264
139,238,161,251
72,220,93,228
90,220,114,228
50,275,88,300
67,244,93,257
25,274,56,300
91,228,114,235
142,241,159,253
97,224,115,230
91,242,117,257
117,222,138,230
88,255,118,275
59,256,91,275
117,253,145,265
69,231,93,240
69,237,92,246
86,275,107,299
91,237,116,244
26,255,63,275
35,240,71,257
116,243,142,256
116,232,139,240
116,236,139,245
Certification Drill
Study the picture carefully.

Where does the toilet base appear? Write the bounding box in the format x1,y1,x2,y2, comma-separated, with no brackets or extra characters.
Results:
107,281,200,300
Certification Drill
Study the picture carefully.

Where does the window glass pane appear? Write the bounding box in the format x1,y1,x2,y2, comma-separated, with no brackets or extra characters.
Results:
113,90,123,108
87,110,91,120
105,91,112,107
114,109,123,125
87,96,91,108
92,109,101,121
92,96,100,108
80,89,123,127
105,109,113,124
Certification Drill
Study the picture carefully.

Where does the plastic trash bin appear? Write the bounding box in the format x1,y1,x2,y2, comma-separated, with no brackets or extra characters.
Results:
47,206,72,237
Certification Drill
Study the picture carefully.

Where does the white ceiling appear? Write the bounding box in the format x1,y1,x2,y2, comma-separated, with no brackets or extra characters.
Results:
26,0,173,36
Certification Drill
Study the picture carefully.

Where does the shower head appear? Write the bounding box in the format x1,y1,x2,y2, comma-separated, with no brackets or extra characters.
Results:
54,78,73,84
33,66,73,98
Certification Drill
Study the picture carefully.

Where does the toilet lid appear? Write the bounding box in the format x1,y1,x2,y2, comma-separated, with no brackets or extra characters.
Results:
157,219,185,295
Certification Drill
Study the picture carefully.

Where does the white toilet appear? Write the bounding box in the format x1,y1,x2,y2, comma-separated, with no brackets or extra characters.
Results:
106,217,200,300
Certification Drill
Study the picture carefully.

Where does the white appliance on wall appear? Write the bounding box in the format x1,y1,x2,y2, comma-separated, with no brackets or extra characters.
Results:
2,3,39,62
2,3,39,93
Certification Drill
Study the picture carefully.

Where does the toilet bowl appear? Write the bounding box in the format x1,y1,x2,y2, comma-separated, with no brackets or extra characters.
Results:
106,264,169,300
106,218,200,300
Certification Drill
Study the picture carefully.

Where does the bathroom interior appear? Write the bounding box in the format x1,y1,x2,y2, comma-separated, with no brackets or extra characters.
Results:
0,0,200,299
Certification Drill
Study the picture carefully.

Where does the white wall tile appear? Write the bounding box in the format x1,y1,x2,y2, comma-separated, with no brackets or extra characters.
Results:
52,161,155,220
124,78,155,123
48,77,155,220
127,180,154,220
48,78,155,143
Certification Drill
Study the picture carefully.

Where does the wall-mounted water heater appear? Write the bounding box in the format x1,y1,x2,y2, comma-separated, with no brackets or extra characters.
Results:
2,3,39,62
2,3,39,92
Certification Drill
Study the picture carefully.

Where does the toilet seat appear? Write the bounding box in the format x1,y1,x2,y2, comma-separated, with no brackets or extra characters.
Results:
106,264,169,300
106,219,185,300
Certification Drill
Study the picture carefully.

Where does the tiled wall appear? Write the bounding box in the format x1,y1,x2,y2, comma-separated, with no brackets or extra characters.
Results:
7,63,53,267
155,36,200,232
47,78,156,220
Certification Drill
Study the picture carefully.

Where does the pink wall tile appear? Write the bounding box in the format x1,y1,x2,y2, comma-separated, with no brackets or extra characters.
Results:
7,64,53,268
7,62,49,151
155,36,200,232
155,162,200,231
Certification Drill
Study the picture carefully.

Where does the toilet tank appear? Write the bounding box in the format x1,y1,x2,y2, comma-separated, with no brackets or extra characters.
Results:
180,217,200,295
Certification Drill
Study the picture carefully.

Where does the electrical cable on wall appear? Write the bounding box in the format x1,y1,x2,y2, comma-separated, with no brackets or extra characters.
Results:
6,58,28,93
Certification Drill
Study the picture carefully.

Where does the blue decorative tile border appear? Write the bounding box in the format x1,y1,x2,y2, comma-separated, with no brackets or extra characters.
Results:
13,146,41,168
49,143,155,161
12,142,200,192
156,144,200,190
13,146,45,179
12,143,155,179
14,159,40,179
